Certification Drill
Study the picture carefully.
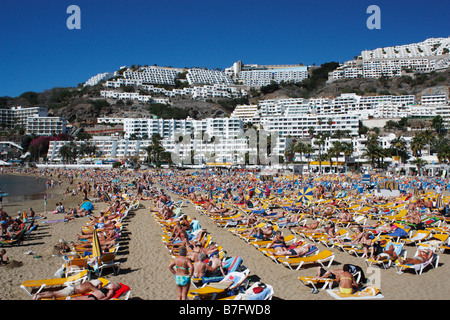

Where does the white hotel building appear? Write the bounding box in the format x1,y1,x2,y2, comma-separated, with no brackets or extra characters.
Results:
84,72,114,87
238,66,308,87
122,66,182,86
186,69,234,86
26,117,67,136
329,37,450,81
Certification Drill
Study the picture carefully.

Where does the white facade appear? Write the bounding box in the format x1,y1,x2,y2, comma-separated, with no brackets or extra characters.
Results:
26,117,67,136
186,69,234,86
122,66,182,85
0,106,48,128
47,134,290,165
265,114,360,138
84,72,114,87
330,36,450,81
421,94,448,105
239,66,308,87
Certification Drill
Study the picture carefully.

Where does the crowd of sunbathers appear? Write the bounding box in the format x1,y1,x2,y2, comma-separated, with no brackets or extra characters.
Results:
4,166,449,299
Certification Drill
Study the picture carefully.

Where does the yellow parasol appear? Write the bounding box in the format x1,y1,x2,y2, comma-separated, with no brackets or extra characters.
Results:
91,227,103,274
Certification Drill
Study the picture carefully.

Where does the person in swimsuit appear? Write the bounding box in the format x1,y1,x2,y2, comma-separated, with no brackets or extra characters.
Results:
168,246,193,300
272,242,316,256
335,264,358,294
69,282,121,300
398,248,434,265
266,231,287,251
32,279,104,300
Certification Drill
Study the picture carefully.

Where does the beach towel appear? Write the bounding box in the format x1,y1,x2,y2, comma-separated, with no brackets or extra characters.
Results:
223,257,243,273
190,219,201,233
326,286,383,300
386,228,408,238
41,219,67,224
111,283,130,299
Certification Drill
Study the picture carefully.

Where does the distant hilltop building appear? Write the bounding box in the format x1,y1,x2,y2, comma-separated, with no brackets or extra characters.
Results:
329,36,450,81
186,68,234,86
84,72,114,87
225,61,308,87
0,106,67,136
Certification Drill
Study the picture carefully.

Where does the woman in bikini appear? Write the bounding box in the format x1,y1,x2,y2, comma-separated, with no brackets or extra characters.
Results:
168,246,193,300
336,264,358,295
266,231,287,251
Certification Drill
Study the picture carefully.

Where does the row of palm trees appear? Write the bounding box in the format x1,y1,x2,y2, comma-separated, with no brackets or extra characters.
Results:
290,117,450,174
58,141,99,163
58,134,171,166
292,137,354,173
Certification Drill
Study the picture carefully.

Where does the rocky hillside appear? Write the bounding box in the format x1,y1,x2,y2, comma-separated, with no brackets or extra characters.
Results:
1,67,449,126
266,68,450,100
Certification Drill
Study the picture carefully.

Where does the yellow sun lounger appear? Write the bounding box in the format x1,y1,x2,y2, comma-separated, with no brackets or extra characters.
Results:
20,270,89,297
39,278,110,300
277,250,335,271
187,269,250,300
298,276,334,291
250,234,295,249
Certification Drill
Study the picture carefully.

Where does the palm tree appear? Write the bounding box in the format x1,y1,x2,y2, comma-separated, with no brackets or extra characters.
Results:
293,141,306,163
411,157,427,176
421,129,435,155
304,143,315,173
327,118,333,136
363,134,383,170
389,135,407,163
331,141,344,173
144,133,165,166
431,115,446,137
59,142,78,164
314,133,326,173
433,137,450,164
410,133,426,157
341,141,354,173
143,145,154,165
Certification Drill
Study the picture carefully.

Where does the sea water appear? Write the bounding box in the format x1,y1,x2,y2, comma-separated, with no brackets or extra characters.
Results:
0,174,49,203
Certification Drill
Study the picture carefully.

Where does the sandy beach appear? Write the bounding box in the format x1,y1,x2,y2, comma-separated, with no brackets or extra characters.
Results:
1,170,450,301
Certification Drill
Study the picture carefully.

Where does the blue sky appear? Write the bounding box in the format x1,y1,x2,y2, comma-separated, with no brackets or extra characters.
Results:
0,0,449,97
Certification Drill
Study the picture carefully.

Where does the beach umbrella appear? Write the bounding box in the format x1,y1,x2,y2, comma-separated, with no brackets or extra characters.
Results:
91,227,103,275
297,187,314,203
435,195,444,210
80,201,94,212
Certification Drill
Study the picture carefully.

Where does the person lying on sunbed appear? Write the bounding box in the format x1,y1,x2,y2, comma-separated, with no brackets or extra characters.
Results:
32,279,104,300
73,237,117,251
290,219,320,233
404,208,422,225
271,242,317,257
338,209,353,223
371,241,398,261
69,282,122,300
77,229,119,242
248,223,275,240
324,223,344,243
276,213,303,226
398,248,434,265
